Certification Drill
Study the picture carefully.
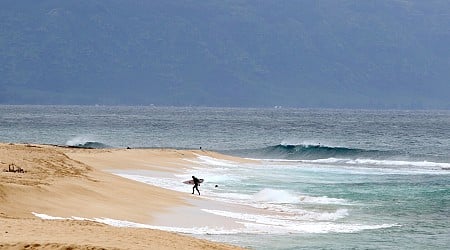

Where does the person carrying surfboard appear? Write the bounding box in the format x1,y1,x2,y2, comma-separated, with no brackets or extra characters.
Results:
192,176,201,195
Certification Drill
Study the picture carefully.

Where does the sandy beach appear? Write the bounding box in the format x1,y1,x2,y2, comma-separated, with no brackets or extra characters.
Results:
0,143,245,250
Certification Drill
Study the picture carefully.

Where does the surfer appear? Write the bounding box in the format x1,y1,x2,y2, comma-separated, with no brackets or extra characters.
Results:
192,176,201,195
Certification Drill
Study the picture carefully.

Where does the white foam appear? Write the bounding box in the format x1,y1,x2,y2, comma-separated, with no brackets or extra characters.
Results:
106,156,398,236
279,140,341,148
175,170,243,184
299,195,349,205
187,155,239,168
202,207,348,222
65,135,97,146
32,212,242,235
251,188,349,205
92,217,233,234
32,209,397,235
202,209,396,234
253,188,299,203
201,174,239,183
114,173,187,193
239,221,398,234
32,212,67,220
213,192,253,201
114,171,351,211
255,158,450,175
300,158,450,169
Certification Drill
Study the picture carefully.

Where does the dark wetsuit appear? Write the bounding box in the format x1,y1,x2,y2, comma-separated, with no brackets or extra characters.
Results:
192,176,200,195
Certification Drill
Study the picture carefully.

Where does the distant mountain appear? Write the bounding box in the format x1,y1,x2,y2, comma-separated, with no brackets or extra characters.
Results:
1,0,449,109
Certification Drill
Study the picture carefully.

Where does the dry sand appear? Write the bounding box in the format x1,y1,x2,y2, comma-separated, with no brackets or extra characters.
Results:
0,143,245,250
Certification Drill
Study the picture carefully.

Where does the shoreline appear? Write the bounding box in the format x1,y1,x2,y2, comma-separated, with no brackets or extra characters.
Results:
0,143,246,250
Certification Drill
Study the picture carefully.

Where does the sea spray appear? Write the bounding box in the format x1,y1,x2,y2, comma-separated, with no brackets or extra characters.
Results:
253,188,299,203
66,135,110,148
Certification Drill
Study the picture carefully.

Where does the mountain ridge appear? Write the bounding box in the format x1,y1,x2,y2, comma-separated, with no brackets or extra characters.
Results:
1,1,449,109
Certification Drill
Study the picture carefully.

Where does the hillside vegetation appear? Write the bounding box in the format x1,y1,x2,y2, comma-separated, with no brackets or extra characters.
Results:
1,1,449,108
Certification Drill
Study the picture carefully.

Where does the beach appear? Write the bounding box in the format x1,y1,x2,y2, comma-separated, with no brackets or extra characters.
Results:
0,143,244,250
1,106,449,249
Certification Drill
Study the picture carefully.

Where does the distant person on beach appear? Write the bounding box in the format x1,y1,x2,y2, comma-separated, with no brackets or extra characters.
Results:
192,175,201,195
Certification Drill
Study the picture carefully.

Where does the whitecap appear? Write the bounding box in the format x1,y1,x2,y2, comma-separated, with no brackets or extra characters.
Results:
253,188,299,203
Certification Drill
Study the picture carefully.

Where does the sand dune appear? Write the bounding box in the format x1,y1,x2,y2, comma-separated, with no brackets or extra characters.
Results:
0,143,244,250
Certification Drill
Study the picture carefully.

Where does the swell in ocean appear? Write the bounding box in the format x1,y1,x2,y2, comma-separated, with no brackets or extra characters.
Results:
65,136,110,149
225,143,450,171
229,143,394,159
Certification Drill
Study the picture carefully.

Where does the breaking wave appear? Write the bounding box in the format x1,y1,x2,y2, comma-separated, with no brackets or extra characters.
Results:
66,136,110,149
235,143,391,160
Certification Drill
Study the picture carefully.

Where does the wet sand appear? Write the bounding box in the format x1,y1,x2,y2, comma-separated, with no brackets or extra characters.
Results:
0,143,245,250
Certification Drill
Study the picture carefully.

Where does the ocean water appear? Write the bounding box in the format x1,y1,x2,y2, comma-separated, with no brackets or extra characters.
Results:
1,105,449,249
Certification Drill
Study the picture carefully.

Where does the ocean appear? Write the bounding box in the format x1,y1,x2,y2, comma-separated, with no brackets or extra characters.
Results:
1,105,449,249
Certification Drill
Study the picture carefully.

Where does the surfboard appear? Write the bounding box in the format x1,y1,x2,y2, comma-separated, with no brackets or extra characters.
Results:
183,179,204,184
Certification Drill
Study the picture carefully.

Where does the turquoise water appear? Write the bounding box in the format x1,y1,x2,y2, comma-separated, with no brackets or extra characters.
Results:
199,163,449,249
158,153,447,250
1,105,449,249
